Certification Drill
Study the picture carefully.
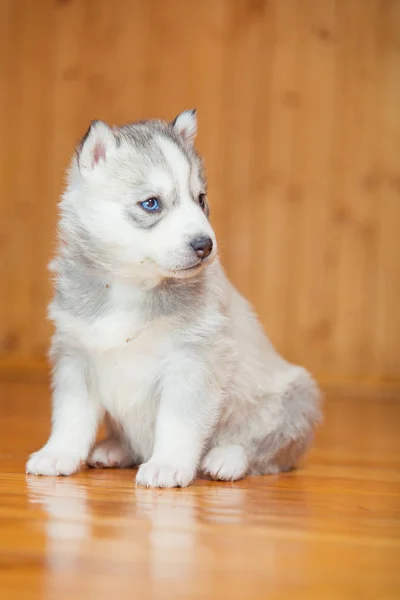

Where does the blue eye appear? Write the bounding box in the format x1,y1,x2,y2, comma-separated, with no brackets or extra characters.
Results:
140,198,160,212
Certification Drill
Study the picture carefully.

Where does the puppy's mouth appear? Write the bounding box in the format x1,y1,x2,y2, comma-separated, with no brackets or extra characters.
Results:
169,262,203,279
177,262,202,272
165,254,215,279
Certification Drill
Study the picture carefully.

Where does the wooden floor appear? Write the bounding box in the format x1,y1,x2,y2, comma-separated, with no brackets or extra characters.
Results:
0,382,399,599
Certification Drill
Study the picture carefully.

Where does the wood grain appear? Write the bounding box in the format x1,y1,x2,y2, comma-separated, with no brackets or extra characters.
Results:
0,0,399,384
0,381,399,599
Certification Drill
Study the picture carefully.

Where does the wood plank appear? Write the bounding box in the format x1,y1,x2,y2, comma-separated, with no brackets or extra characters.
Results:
0,0,399,383
376,0,400,380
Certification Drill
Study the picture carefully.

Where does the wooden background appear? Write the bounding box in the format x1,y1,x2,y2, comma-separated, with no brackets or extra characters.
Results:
0,0,399,386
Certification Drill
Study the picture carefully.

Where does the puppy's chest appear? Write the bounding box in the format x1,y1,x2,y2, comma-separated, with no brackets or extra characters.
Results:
83,310,176,414
79,310,175,352
61,301,176,380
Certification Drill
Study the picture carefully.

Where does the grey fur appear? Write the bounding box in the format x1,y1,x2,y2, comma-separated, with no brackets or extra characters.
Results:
52,260,110,321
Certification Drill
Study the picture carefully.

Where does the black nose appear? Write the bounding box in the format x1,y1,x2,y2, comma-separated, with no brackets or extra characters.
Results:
190,236,213,259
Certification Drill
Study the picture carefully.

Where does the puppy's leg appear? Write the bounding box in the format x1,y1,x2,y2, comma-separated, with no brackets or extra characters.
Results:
88,415,135,469
26,354,101,476
250,366,321,475
203,366,321,480
136,352,220,488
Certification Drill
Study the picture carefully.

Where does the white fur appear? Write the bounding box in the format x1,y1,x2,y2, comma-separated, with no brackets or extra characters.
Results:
26,112,321,487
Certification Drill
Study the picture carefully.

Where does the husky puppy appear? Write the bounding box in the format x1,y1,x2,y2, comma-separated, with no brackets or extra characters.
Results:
26,110,321,487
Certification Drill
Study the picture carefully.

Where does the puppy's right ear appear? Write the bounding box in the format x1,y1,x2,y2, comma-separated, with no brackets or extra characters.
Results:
77,120,117,173
171,109,197,145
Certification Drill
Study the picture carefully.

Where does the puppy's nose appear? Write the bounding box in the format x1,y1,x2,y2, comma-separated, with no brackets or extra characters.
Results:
190,236,213,259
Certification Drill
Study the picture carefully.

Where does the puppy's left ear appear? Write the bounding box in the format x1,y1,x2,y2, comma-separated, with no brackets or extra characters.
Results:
77,120,117,173
171,109,197,145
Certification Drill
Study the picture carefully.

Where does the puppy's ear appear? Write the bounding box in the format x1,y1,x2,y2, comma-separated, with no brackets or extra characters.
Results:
77,120,117,172
171,109,197,145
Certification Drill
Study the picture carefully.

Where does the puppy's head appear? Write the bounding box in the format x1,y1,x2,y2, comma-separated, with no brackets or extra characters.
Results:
64,110,217,285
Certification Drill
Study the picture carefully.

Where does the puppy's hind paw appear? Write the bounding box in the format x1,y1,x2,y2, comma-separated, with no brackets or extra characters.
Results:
201,444,248,481
88,438,134,469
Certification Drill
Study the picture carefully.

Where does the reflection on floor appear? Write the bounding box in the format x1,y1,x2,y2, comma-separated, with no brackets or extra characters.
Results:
0,381,399,599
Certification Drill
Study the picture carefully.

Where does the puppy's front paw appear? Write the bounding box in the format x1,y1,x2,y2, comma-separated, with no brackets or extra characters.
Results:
26,449,83,476
136,461,195,488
